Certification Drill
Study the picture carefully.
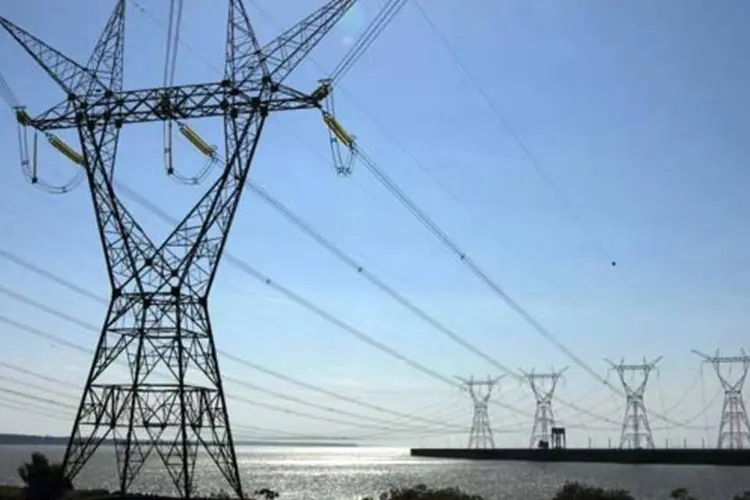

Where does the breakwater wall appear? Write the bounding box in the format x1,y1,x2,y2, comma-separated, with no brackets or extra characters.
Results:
410,448,750,466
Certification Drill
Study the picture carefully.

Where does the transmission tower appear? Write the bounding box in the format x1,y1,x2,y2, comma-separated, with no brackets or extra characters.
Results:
522,366,567,449
693,349,750,449
0,1,357,496
606,356,662,449
457,375,502,449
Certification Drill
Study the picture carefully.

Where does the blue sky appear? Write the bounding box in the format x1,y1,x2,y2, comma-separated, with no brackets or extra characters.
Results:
0,0,748,450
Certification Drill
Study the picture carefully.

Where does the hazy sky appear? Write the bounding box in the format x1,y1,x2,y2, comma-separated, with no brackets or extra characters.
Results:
0,0,748,450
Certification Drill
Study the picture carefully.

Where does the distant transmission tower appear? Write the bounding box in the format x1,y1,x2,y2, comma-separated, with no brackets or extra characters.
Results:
606,356,662,449
693,349,750,449
522,367,567,448
0,0,357,496
457,376,502,449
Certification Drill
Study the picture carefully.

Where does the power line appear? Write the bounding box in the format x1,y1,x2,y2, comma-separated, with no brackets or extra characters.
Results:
0,248,101,302
0,360,77,388
243,182,615,425
409,6,712,428
0,285,471,435
408,2,714,431
352,150,721,433
119,0,608,424
0,394,72,421
125,1,611,397
248,182,517,374
219,350,460,429
329,0,408,84
242,0,492,231
0,385,77,412
1,0,361,494
0,372,78,401
2,0,700,434
0,243,508,430
93,187,533,417
222,373,465,432
412,1,616,267
355,147,618,392
0,175,622,428
0,376,348,442
0,69,20,107
0,345,391,442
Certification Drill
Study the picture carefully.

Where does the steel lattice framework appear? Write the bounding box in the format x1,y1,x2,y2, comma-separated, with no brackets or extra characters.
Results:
693,349,750,449
522,367,567,449
606,356,662,450
0,0,355,496
457,376,502,450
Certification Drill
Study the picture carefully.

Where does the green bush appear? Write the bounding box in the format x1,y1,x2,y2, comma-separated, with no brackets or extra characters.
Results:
17,452,73,500
252,488,279,499
670,488,698,500
551,482,635,500
362,484,483,500
357,482,750,500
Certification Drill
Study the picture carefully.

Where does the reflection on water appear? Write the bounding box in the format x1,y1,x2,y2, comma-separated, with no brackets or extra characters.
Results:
0,445,747,500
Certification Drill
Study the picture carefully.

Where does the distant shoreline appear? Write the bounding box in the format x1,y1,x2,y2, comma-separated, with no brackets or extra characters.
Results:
0,433,357,448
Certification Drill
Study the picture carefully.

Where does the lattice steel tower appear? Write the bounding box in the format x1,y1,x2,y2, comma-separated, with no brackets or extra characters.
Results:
0,0,357,496
522,367,567,449
693,349,750,449
606,356,662,449
457,376,502,449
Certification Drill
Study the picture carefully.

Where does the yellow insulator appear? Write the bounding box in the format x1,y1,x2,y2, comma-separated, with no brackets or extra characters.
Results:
15,108,32,127
179,124,217,158
323,113,354,148
47,134,85,165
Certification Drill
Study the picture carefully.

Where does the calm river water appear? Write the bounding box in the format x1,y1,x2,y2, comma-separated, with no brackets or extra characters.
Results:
0,445,747,499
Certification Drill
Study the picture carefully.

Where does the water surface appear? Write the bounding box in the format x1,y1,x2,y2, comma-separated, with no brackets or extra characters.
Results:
1,445,746,499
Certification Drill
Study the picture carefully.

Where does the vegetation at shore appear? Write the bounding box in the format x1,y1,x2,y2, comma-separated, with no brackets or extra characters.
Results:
5,452,749,500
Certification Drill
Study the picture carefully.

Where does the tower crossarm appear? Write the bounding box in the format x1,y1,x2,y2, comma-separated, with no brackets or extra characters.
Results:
693,349,750,392
0,13,109,96
26,82,321,132
523,372,565,402
703,356,750,364
605,357,661,396
611,363,659,371
2,0,178,297
456,375,502,402
692,349,750,366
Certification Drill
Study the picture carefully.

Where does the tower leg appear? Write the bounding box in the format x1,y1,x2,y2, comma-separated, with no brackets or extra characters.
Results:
639,399,655,449
740,395,750,448
467,404,494,449
60,108,266,497
718,391,750,449
63,296,240,497
529,401,555,448
481,407,495,449
619,400,631,449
